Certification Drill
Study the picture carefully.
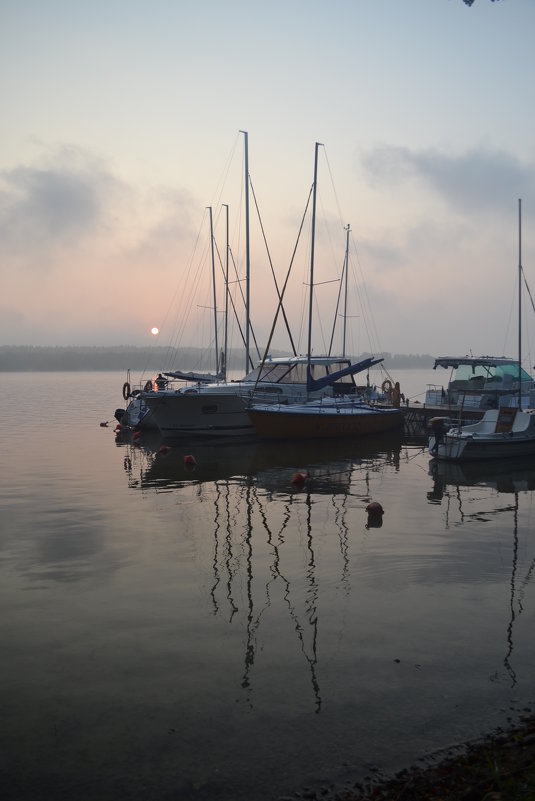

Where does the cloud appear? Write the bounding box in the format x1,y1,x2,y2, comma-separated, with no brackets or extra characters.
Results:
0,145,205,345
0,147,127,263
362,145,535,216
0,145,197,279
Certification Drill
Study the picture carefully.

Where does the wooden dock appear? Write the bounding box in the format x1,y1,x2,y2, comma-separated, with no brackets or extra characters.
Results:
400,402,484,437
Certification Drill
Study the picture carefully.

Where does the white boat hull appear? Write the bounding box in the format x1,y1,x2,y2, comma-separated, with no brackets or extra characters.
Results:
430,408,535,461
144,388,255,437
118,396,158,430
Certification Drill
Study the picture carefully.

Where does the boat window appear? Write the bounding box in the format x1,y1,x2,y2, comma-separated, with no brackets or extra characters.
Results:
242,359,353,384
252,386,283,394
455,365,494,383
245,363,305,384
495,364,532,382
244,364,294,383
453,363,532,385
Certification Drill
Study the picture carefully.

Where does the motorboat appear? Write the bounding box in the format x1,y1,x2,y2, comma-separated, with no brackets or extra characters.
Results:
429,199,535,462
429,406,535,461
424,355,535,414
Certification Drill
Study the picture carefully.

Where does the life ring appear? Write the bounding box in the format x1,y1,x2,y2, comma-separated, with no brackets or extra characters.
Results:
122,381,131,400
144,380,153,392
381,379,393,393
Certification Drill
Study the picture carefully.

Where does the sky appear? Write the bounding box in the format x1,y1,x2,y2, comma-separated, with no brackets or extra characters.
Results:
1,0,535,363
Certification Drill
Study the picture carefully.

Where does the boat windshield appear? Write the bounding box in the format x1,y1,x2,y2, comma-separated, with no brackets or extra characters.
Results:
244,360,354,385
454,363,532,384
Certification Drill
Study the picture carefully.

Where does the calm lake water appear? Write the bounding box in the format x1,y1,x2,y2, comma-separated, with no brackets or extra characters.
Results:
1,370,534,801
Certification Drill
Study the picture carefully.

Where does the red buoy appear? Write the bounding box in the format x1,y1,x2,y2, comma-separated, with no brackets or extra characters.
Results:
184,454,197,467
133,430,142,440
291,471,308,487
158,444,171,455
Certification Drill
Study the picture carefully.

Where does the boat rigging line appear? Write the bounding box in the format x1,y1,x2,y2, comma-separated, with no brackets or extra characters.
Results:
252,183,315,393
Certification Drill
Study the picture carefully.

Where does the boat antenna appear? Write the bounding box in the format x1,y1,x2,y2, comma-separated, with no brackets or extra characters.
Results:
518,198,522,410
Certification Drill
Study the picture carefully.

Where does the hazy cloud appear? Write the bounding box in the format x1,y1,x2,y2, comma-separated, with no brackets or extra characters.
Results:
0,147,125,262
0,146,204,345
362,145,535,216
0,146,197,280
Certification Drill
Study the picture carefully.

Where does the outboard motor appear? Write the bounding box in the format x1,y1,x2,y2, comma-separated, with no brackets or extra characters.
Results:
114,408,127,424
429,416,449,454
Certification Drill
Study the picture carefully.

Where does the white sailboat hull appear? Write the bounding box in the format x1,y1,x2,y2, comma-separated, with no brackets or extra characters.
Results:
143,388,254,438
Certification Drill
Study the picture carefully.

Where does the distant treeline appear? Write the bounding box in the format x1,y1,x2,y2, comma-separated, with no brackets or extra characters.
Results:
0,346,435,372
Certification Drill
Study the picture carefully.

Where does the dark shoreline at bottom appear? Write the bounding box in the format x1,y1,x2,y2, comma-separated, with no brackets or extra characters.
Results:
281,711,535,801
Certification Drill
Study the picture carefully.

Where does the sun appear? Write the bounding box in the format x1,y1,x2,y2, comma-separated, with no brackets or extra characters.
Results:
151,327,159,336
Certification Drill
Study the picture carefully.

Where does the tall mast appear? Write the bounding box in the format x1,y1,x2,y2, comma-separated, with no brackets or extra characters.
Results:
223,203,229,381
342,224,350,358
240,130,251,374
208,206,219,375
307,142,322,382
518,198,522,410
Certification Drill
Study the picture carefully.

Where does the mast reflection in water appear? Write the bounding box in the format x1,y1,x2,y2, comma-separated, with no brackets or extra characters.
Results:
429,457,535,688
3,371,535,801
120,431,403,715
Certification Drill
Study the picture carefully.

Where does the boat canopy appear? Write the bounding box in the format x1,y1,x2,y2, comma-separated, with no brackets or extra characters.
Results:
306,356,383,393
434,356,524,370
164,370,224,383
433,356,532,383
244,356,354,386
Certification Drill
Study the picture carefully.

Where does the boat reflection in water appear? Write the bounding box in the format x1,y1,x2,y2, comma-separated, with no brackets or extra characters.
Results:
118,428,404,493
428,457,535,499
116,429,403,712
428,458,535,687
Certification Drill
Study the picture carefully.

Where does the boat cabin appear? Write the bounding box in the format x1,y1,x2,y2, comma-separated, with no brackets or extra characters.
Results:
243,356,358,395
425,356,534,410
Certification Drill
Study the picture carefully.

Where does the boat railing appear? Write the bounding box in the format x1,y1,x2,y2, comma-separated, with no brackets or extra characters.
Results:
425,384,446,406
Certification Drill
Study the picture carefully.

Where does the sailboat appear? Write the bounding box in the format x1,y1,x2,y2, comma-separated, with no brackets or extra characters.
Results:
429,199,535,461
142,134,386,439
114,205,226,431
246,143,403,441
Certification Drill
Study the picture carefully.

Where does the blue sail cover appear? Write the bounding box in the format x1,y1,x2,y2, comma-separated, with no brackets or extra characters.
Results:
164,370,224,383
306,356,384,393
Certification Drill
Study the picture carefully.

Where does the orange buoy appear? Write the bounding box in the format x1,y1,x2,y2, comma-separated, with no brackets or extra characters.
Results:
158,444,171,455
365,501,384,516
365,501,384,529
184,454,197,467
